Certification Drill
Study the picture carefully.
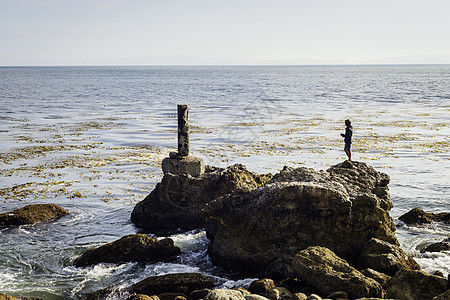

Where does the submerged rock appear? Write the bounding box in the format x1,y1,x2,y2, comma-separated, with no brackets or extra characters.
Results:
386,269,448,300
131,164,272,232
203,161,405,274
129,273,215,296
73,234,180,267
399,207,450,224
421,237,450,253
0,204,69,227
291,246,383,299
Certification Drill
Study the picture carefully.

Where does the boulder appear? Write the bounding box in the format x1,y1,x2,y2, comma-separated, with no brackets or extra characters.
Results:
265,287,295,300
357,238,420,276
433,290,450,300
386,269,448,300
127,295,159,300
73,234,180,267
248,279,275,294
421,237,450,253
360,268,391,289
0,204,69,226
203,161,399,273
245,295,270,300
129,273,215,296
189,289,211,300
399,208,449,224
131,164,272,232
204,289,246,300
291,246,383,299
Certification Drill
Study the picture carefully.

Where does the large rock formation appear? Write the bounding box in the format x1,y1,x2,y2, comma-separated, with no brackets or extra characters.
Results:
0,204,69,227
131,164,272,232
291,246,383,299
421,237,450,253
74,234,180,267
203,161,416,274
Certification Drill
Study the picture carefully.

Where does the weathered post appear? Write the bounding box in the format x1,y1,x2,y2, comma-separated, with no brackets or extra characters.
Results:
177,104,189,157
162,104,205,177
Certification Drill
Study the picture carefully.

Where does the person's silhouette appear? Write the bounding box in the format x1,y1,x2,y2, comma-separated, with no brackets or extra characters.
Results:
341,119,353,161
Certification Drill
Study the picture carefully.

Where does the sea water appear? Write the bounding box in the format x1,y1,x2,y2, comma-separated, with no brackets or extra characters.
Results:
0,65,449,299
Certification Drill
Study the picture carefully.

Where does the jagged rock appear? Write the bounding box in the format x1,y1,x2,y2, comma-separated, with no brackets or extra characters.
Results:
248,278,275,294
204,289,246,300
73,234,180,267
203,161,399,273
360,268,391,289
129,273,215,296
291,246,383,299
357,238,420,276
131,164,272,232
386,269,448,300
399,208,450,224
433,290,450,300
421,237,450,253
0,204,69,226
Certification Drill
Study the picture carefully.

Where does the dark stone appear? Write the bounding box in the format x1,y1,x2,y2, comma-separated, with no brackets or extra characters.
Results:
157,293,187,300
131,164,272,233
248,278,275,294
177,104,189,157
386,269,448,300
189,289,211,300
357,238,420,276
420,237,450,253
0,204,69,227
203,161,399,274
73,234,180,267
129,273,215,296
399,208,450,224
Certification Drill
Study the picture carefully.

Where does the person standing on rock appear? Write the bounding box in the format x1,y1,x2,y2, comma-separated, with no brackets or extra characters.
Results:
341,119,353,161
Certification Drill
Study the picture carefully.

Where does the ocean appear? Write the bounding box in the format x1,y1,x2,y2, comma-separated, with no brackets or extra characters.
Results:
0,65,449,299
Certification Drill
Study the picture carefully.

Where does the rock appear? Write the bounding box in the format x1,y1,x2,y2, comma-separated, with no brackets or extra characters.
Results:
421,237,450,253
294,293,307,300
433,290,450,300
305,295,321,300
129,273,215,296
189,289,211,300
132,164,272,232
291,246,383,299
245,295,270,300
386,269,448,300
248,279,275,294
0,204,69,226
203,161,399,274
157,293,187,300
0,295,42,300
360,268,391,289
127,295,159,300
326,291,349,299
357,238,420,276
73,234,180,267
399,208,450,224
260,257,297,280
266,287,295,300
204,289,246,300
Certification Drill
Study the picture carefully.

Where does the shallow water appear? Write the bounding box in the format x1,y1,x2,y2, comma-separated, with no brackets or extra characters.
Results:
0,65,449,298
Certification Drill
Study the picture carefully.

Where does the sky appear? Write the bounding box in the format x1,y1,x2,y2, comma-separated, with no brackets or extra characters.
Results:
1,0,450,66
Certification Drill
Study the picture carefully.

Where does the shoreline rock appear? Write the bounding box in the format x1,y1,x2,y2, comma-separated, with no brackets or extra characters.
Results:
420,237,450,253
203,161,412,275
399,208,449,225
131,164,272,233
0,204,69,227
74,234,180,267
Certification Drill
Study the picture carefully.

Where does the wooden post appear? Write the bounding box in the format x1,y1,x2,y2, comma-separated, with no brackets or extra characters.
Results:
177,104,189,157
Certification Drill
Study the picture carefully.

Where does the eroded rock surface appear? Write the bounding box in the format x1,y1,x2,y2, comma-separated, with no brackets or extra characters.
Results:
131,164,272,232
399,207,449,224
203,161,406,274
74,234,180,267
0,204,69,227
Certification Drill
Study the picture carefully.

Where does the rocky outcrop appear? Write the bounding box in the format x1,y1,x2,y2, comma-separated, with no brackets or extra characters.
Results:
357,238,420,276
131,164,271,232
203,161,407,274
129,273,215,296
0,294,42,300
0,204,69,227
73,234,180,267
421,237,450,253
291,246,383,299
386,269,448,300
399,208,450,224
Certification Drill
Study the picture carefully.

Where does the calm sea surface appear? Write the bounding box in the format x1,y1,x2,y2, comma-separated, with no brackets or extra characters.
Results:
0,65,449,299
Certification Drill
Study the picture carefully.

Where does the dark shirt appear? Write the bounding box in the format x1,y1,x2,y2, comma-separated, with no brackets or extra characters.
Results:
344,126,353,144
